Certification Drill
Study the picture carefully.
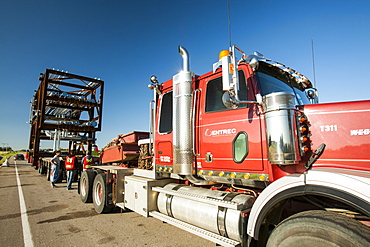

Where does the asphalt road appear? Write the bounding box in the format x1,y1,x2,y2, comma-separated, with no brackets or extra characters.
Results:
0,156,214,247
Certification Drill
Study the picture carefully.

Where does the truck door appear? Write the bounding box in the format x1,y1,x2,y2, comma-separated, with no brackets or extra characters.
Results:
155,90,173,170
196,68,265,179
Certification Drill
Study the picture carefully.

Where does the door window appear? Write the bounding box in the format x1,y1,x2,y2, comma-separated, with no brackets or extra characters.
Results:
158,91,173,134
205,70,247,113
233,132,248,163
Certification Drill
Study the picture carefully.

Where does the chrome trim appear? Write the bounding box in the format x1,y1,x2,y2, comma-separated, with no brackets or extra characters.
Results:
173,46,193,175
262,92,300,165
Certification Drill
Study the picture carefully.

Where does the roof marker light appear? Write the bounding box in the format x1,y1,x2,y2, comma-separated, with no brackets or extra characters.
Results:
219,50,230,60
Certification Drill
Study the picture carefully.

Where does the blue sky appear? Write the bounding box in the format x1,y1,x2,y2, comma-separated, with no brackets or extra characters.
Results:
1,0,369,150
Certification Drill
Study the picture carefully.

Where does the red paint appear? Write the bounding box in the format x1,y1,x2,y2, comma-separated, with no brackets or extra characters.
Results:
153,63,370,183
101,132,149,164
154,64,275,179
303,100,370,171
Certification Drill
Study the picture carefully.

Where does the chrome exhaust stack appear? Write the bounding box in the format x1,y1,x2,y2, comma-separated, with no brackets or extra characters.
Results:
173,46,193,175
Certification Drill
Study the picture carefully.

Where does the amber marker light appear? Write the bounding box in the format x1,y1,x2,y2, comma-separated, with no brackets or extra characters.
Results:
299,116,307,122
219,50,230,60
301,136,308,142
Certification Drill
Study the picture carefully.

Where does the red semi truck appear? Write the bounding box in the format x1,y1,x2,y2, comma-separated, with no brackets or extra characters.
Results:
79,46,370,246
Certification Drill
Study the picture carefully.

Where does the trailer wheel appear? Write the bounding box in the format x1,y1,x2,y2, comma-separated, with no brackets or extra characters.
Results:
266,210,370,247
92,173,113,214
40,163,47,174
46,164,51,181
80,170,96,203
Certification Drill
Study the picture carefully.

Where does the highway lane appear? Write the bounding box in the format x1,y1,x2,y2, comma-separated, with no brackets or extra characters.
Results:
0,156,214,247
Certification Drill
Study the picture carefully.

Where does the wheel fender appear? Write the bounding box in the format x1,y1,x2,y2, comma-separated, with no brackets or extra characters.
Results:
305,168,370,215
247,168,370,240
247,173,305,239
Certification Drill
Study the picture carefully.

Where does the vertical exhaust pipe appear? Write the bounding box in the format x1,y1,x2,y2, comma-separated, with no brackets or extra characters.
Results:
179,46,190,72
173,46,214,185
173,46,193,175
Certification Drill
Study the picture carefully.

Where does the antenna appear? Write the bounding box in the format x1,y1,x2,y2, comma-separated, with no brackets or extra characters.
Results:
311,38,317,88
227,0,232,47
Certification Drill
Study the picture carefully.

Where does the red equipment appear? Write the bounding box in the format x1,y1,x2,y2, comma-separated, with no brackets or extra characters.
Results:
100,131,149,165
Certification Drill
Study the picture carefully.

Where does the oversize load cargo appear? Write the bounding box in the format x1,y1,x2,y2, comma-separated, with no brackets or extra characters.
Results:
104,131,149,148
101,143,140,163
101,131,149,163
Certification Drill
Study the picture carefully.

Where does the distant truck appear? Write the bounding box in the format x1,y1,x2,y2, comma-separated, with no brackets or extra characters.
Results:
79,46,370,246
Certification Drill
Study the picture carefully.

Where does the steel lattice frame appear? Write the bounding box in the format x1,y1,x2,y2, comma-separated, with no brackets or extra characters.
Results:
28,69,104,166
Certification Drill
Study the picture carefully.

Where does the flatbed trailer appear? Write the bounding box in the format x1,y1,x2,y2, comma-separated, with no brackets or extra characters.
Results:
38,156,81,183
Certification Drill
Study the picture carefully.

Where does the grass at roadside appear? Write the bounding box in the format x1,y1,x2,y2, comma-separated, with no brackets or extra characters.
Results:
0,151,19,165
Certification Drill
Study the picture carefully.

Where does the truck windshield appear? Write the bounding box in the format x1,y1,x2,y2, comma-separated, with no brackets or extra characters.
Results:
254,60,312,105
256,72,310,105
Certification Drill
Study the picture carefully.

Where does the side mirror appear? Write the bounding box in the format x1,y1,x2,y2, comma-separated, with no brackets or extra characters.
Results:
306,88,319,104
222,91,239,109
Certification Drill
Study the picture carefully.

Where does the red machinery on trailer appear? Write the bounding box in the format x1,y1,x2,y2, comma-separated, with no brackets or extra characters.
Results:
100,131,149,166
80,46,370,247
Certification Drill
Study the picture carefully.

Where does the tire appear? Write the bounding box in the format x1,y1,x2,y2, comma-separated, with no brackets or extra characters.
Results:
39,163,46,174
80,170,96,203
92,173,113,214
46,164,51,181
266,210,370,247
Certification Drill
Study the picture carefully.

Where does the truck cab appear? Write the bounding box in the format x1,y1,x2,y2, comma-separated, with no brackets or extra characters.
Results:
154,48,315,187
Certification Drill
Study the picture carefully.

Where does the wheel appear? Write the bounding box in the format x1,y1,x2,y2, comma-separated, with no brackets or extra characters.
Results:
42,164,47,174
46,164,51,181
39,163,46,174
266,210,370,247
80,170,96,203
92,173,113,214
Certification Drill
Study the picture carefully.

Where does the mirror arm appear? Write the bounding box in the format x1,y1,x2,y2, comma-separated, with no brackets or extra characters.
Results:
229,87,260,105
230,46,260,106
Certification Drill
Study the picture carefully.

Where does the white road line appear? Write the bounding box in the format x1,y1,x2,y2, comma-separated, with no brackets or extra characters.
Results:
15,161,34,247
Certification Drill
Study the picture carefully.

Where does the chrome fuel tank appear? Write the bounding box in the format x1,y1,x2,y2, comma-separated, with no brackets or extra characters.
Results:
157,183,255,241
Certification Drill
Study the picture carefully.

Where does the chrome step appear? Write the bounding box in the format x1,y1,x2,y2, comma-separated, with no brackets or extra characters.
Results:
149,211,241,247
152,187,243,210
